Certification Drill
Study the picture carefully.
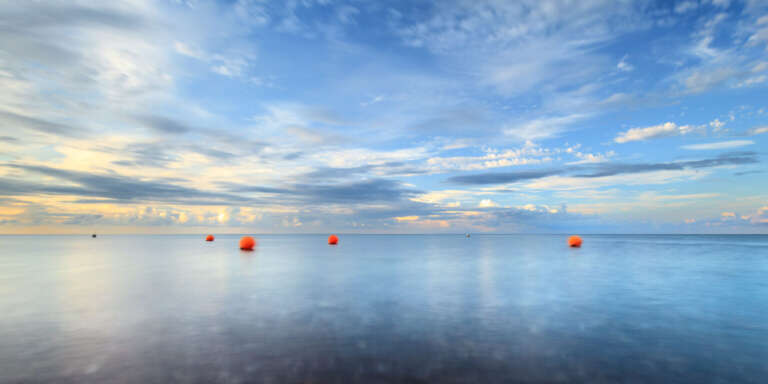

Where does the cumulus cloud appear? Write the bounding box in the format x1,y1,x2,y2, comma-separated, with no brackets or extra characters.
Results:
614,122,696,143
740,206,768,225
426,141,558,172
709,118,726,132
566,150,616,165
477,199,498,208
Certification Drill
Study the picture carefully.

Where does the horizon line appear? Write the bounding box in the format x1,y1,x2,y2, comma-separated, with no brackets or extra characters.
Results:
2,232,767,236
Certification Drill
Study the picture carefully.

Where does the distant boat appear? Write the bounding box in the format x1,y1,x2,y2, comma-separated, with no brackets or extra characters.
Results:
92,234,97,238
465,233,470,238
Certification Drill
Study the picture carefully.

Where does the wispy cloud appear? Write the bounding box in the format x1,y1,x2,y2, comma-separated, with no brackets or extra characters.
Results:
174,41,253,78
681,140,754,150
0,110,82,138
745,126,768,136
448,152,759,185
617,54,634,72
449,169,564,185
2,163,253,205
504,114,591,141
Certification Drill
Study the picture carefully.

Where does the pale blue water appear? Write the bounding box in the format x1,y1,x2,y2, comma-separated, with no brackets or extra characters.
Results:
0,234,767,383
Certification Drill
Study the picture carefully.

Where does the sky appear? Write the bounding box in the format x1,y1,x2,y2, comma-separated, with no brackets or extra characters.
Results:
0,0,767,234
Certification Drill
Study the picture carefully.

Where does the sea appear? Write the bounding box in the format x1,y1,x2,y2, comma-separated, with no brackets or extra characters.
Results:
1,234,767,383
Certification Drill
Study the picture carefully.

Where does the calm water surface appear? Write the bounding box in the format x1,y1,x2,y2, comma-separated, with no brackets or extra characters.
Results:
1,234,767,383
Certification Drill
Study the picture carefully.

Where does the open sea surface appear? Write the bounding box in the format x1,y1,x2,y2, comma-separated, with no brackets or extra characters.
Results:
1,234,767,383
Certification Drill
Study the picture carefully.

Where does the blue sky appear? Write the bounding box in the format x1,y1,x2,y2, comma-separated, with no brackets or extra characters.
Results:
0,0,767,233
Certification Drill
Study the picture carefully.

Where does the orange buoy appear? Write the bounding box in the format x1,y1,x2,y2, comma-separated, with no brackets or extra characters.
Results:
328,234,338,245
205,234,214,242
239,236,256,250
568,235,582,248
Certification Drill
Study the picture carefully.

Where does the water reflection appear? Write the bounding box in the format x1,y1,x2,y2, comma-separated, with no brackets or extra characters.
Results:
0,234,767,382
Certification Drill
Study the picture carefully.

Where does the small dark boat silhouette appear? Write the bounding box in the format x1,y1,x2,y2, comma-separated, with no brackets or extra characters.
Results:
92,234,97,238
466,233,470,238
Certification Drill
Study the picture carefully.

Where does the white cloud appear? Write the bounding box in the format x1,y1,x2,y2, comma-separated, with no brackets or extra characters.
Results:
672,9,766,95
525,169,706,191
427,141,615,172
360,95,384,107
411,190,473,204
426,141,556,172
249,103,349,147
211,65,235,77
751,62,768,72
174,41,207,60
736,75,767,87
481,38,607,97
681,140,753,150
173,41,252,78
709,118,726,132
644,192,721,200
478,199,498,208
747,25,768,48
746,126,768,135
614,122,696,143
675,1,698,13
282,217,303,227
427,153,550,172
566,150,616,165
684,67,739,93
600,92,634,105
389,1,648,133
395,1,639,52
503,113,590,141
617,54,634,72
313,146,430,169
739,205,768,224
516,203,560,214
233,0,271,27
